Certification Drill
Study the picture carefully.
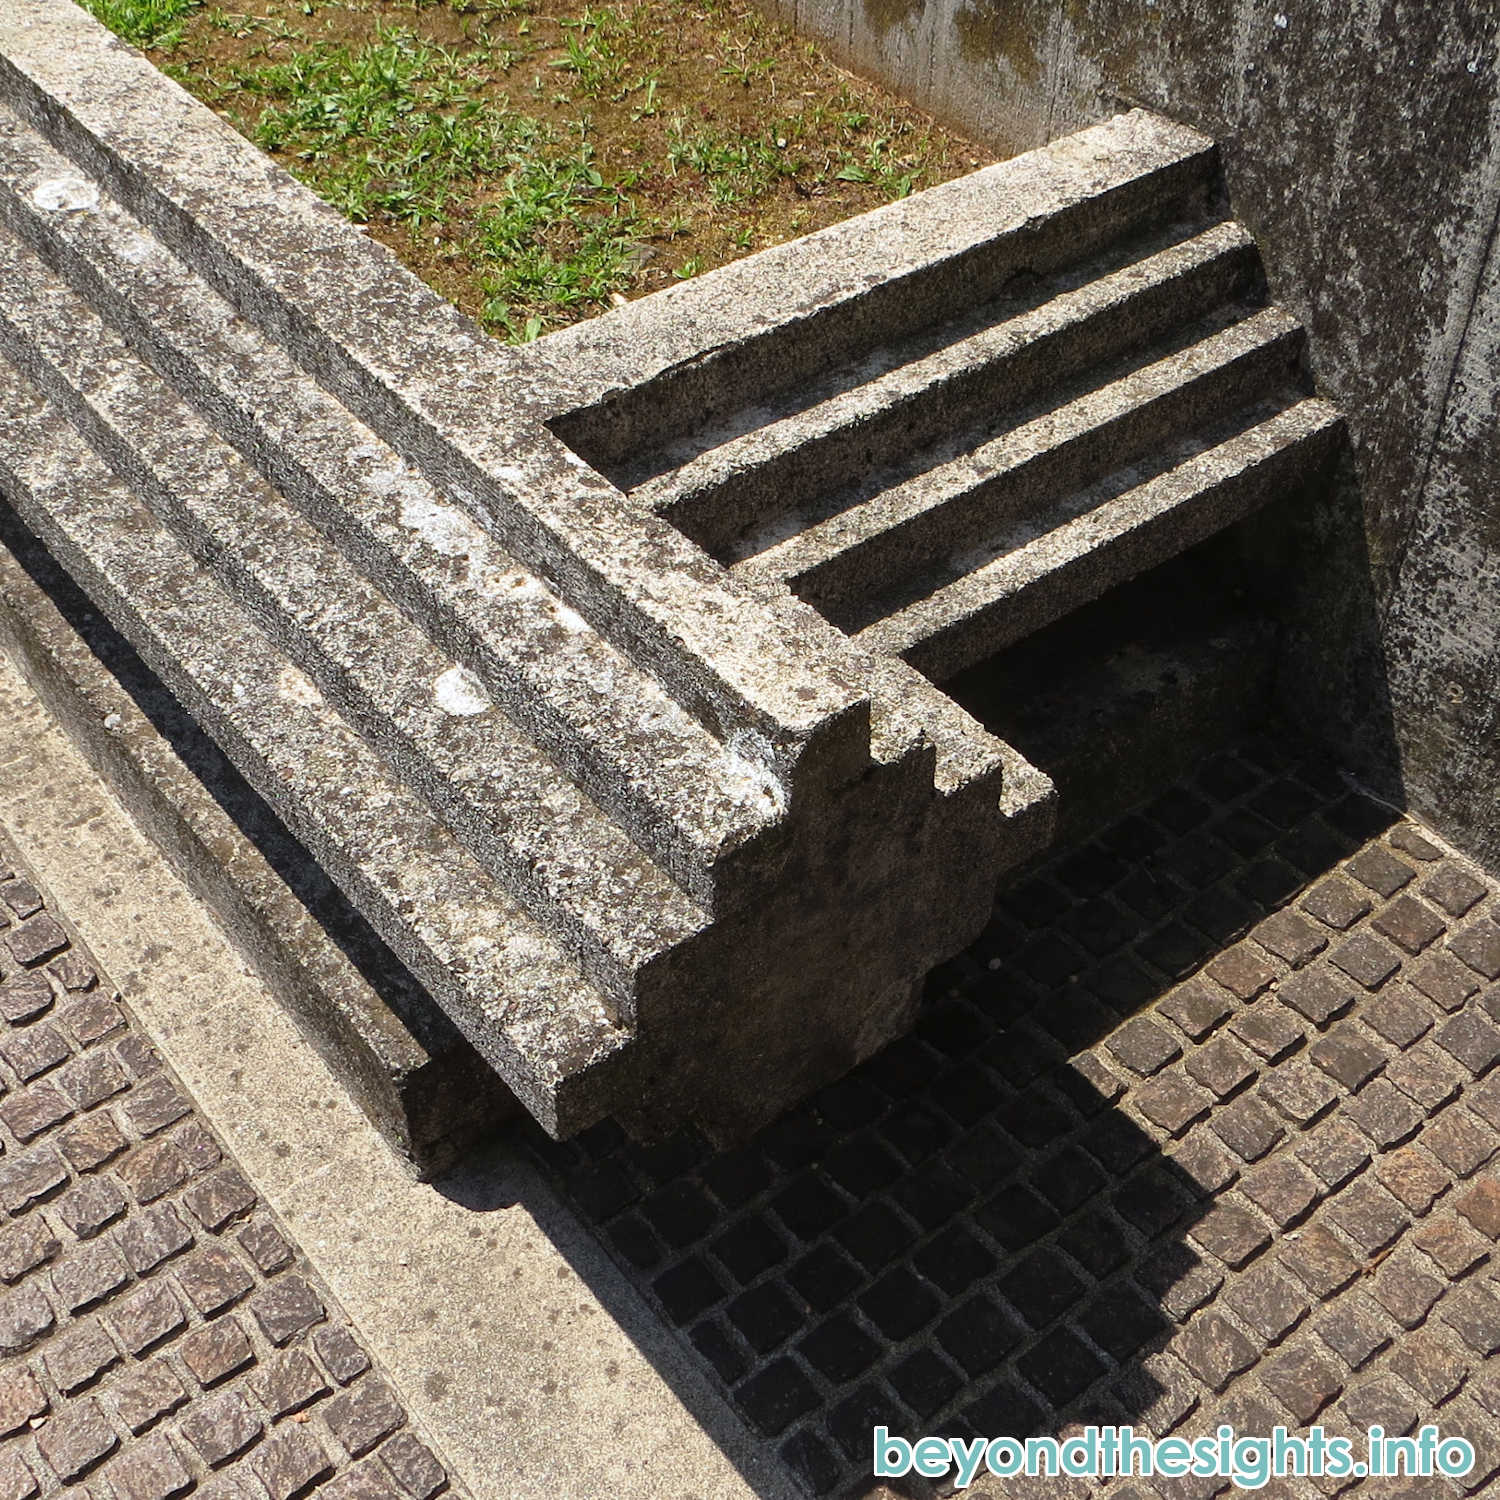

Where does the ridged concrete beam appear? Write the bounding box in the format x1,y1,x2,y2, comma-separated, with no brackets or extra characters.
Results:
0,0,1339,1152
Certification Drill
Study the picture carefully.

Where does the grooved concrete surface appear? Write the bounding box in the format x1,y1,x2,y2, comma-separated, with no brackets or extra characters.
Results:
0,836,454,1499
533,740,1500,1497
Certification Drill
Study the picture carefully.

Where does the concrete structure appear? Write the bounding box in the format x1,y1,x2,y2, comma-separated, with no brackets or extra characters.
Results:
763,0,1500,874
0,0,1354,1157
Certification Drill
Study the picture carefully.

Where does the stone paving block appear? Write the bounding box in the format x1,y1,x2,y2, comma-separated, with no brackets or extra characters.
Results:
1172,1310,1257,1392
1308,1025,1389,1091
237,1218,293,1276
1387,1327,1470,1404
1385,1042,1467,1111
168,1118,222,1176
0,1027,70,1082
57,996,124,1050
1340,1372,1419,1435
0,1448,37,1500
1155,986,1235,1050
1277,967,1352,1027
0,973,51,1026
1342,1078,1424,1148
175,1244,254,1316
57,1113,127,1174
52,1243,127,1314
256,1349,328,1418
1211,1095,1286,1162
1279,1224,1361,1298
1363,984,1436,1049
1422,1107,1497,1176
1370,1249,1445,1327
43,1318,119,1393
0,1283,55,1353
0,1083,72,1143
1254,908,1330,968
119,1075,191,1138
1133,1071,1213,1137
251,1276,325,1346
1301,879,1373,932
1205,945,1279,1001
1260,1060,1341,1126
252,1425,334,1499
1421,866,1486,918
107,1280,184,1355
34,1396,116,1481
315,1325,371,1386
1455,1176,1500,1239
1169,1134,1240,1197
1260,1341,1343,1422
1228,1002,1304,1062
0,1368,47,1436
1220,1260,1309,1343
0,882,41,922
377,1432,447,1500
1373,895,1447,955
1409,952,1482,1011
1433,1011,1500,1075
1375,1146,1451,1214
1411,1212,1491,1278
184,1168,256,1232
1438,1282,1500,1356
1327,1178,1410,1257
1347,847,1416,898
116,1204,194,1276
103,1431,192,1500
326,1380,405,1459
1184,1037,1256,1100
180,1315,256,1388
117,1141,191,1205
320,1461,405,1500
1106,1016,1182,1075
0,1220,60,1285
1241,1156,1322,1228
1329,931,1402,990
4,915,68,969
110,1360,188,1434
56,1053,127,1112
1449,917,1500,981
181,1391,264,1468
1431,1395,1500,1491
1312,1289,1391,1370
54,1177,126,1241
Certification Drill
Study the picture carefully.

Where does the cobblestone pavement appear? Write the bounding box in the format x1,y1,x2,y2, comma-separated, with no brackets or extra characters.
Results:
0,833,457,1500
533,737,1500,1498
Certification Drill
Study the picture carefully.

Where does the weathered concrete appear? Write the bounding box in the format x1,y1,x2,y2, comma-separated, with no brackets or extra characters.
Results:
0,0,1057,1147
763,0,1500,872
0,0,1349,1154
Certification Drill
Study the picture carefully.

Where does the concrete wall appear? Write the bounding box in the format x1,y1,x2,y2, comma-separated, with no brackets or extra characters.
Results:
773,0,1500,867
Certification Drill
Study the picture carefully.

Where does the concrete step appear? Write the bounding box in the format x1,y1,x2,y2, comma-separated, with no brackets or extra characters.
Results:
647,219,1260,562
755,305,1307,625
550,110,1223,477
0,111,784,913
856,395,1343,681
0,352,629,1137
0,223,711,1020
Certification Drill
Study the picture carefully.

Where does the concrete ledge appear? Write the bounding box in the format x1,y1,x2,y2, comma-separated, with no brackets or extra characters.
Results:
0,505,514,1178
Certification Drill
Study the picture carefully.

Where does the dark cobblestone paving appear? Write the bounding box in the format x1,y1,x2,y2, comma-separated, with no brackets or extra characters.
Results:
533,738,1500,1498
0,834,454,1500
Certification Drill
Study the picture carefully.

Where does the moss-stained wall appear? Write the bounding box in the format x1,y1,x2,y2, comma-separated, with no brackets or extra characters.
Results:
776,0,1500,867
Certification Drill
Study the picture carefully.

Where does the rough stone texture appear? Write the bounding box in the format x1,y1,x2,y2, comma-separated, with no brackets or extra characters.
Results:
534,744,1500,1496
0,0,1065,1147
759,0,1500,883
0,832,456,1500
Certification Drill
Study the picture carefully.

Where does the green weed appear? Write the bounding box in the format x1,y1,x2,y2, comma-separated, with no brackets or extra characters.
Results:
79,0,202,49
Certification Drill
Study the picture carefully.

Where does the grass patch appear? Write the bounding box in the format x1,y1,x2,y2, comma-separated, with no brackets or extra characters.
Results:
79,0,203,48
91,0,989,340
